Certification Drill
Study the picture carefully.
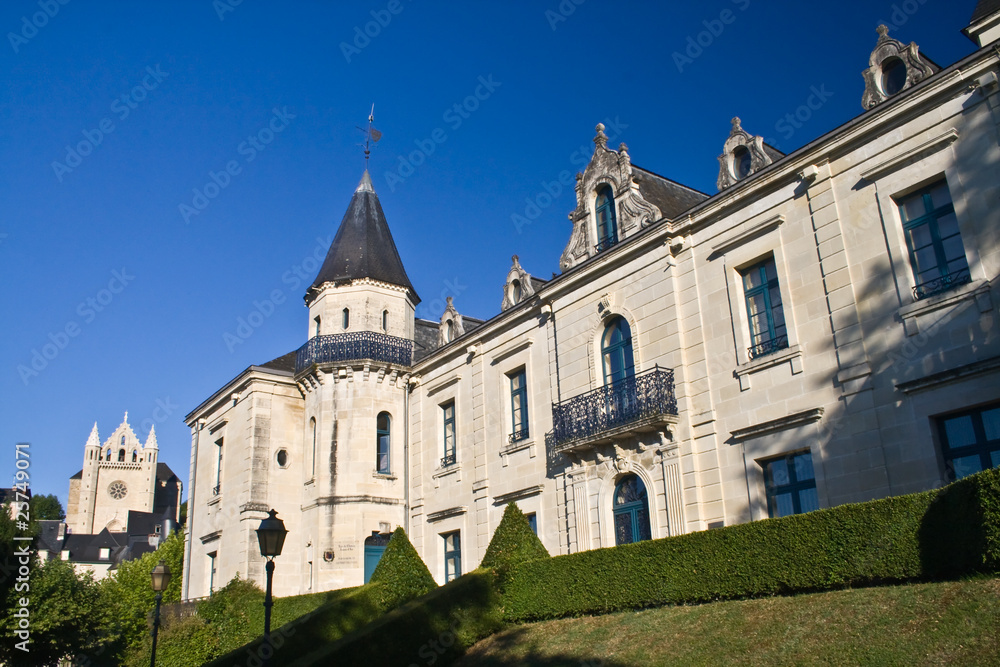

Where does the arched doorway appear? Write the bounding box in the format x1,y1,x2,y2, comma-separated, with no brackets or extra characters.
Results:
613,474,651,545
363,531,391,583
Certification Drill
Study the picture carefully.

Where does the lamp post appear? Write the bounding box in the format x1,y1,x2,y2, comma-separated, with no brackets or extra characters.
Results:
149,559,172,667
255,509,288,667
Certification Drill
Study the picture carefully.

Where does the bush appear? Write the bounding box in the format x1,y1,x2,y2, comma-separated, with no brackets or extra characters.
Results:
369,526,437,606
500,467,1000,623
480,502,550,572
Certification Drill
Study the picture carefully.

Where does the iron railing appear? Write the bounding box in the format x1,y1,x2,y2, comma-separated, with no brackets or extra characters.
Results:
212,484,221,496
295,331,413,373
595,236,619,253
748,335,789,360
913,268,971,300
508,427,530,446
440,452,456,468
551,365,677,448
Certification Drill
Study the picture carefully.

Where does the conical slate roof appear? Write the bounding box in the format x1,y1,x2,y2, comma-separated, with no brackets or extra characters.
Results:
307,171,420,304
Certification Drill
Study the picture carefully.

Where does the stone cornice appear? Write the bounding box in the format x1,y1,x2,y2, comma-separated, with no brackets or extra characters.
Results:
730,407,825,442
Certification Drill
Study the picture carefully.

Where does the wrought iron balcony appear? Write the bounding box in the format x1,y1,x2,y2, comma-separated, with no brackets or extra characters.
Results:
508,427,530,446
440,452,456,468
295,331,413,374
212,484,221,496
748,335,789,360
913,268,971,300
594,236,619,253
551,365,677,452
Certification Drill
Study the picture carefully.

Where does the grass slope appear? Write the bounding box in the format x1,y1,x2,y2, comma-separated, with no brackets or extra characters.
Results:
456,577,1000,666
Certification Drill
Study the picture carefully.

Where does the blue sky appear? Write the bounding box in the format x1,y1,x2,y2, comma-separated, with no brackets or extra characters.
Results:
0,0,981,506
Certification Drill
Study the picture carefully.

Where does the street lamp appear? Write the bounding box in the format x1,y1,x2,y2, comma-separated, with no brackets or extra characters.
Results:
255,509,288,666
149,559,172,667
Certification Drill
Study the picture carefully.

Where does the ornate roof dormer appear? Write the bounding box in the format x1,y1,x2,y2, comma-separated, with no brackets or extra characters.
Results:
438,296,466,346
501,255,537,311
559,124,667,272
717,117,773,191
861,25,938,110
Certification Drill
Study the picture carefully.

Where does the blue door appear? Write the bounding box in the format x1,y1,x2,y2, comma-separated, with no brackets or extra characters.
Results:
363,545,386,583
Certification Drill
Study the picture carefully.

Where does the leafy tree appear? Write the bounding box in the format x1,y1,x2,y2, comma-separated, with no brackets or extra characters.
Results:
29,494,65,521
0,557,109,667
178,500,187,527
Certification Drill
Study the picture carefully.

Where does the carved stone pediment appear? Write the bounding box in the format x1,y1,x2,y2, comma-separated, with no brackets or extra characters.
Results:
717,117,772,191
500,255,536,311
861,25,937,110
559,123,663,273
437,297,465,346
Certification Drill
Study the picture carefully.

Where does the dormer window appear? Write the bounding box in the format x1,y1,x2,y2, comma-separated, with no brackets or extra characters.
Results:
445,320,455,343
595,185,618,252
511,279,523,304
880,57,907,95
861,25,937,110
733,146,752,180
716,118,774,191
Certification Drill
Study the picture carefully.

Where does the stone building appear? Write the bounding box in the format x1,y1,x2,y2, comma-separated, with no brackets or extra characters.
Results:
182,6,1000,599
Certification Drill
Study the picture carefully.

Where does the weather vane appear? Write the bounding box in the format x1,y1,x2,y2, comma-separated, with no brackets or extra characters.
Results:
357,104,382,168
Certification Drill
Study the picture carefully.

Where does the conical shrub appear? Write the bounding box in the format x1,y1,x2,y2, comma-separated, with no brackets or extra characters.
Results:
369,527,437,605
481,502,550,571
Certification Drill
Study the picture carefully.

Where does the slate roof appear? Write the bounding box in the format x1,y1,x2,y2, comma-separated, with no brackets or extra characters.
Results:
631,165,709,220
0,487,28,504
307,171,420,304
156,462,178,482
972,0,1000,22
258,350,297,373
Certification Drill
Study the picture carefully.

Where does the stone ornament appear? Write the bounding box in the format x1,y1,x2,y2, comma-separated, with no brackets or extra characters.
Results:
559,123,663,272
861,25,937,110
500,255,537,311
437,296,466,346
717,117,772,191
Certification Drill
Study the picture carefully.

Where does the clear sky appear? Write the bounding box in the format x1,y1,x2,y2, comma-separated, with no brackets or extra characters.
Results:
0,0,981,506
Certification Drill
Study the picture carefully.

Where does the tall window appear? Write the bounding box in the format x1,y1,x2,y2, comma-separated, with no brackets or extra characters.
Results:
595,185,618,251
313,315,321,337
442,402,456,467
508,369,529,443
118,449,125,462
214,437,223,495
443,531,462,582
526,512,537,535
741,257,788,360
376,412,391,474
762,451,818,518
897,181,970,300
309,418,317,477
342,308,350,330
382,309,389,332
613,475,651,545
602,317,635,386
208,552,217,593
938,404,1000,480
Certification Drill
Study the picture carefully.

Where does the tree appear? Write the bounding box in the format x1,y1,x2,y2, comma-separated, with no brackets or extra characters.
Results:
29,494,65,521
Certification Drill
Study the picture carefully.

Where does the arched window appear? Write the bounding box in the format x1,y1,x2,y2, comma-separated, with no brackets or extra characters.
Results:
602,317,635,386
342,308,350,330
313,315,321,337
613,474,651,545
132,450,137,462
595,185,618,251
445,320,455,343
733,146,752,179
105,448,111,461
511,279,523,304
118,449,126,462
376,412,391,474
121,435,126,447
382,309,389,332
310,418,317,477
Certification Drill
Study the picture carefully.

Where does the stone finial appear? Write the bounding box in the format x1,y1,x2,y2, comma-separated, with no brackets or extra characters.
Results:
86,422,100,448
511,254,520,266
618,142,629,155
446,296,453,307
730,117,742,134
594,123,607,148
877,24,889,39
146,424,158,449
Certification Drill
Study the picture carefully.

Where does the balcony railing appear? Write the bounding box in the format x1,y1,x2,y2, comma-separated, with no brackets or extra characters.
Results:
440,452,456,468
913,268,971,300
508,427,530,446
295,331,413,374
748,335,789,360
551,365,677,451
595,236,619,253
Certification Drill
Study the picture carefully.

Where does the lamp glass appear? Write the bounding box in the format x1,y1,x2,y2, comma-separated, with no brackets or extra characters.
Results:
256,509,288,557
150,559,172,592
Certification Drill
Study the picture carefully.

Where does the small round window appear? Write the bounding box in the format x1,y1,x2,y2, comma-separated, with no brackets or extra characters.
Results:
733,146,752,179
880,57,907,96
108,481,128,500
276,449,289,468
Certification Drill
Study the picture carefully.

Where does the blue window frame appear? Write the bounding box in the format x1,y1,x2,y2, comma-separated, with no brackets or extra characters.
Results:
938,404,1000,480
763,451,819,518
601,317,635,386
613,475,651,545
363,531,391,584
595,185,618,251
443,531,461,582
310,418,317,477
342,307,350,330
897,181,970,300
741,258,788,360
442,402,456,467
376,412,391,474
508,369,529,443
526,512,537,535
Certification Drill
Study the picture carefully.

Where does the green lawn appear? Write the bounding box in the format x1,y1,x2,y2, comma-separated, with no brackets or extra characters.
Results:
457,577,1000,666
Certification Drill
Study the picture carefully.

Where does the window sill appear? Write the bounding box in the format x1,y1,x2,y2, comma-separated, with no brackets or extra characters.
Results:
207,495,221,506
735,344,803,390
372,471,397,481
432,462,461,488
897,279,992,336
500,439,536,467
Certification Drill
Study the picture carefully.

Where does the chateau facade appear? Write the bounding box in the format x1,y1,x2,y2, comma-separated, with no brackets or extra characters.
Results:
183,7,1000,599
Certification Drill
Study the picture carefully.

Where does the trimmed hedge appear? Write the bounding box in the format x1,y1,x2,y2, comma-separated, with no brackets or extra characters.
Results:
501,467,1000,622
480,502,550,571
369,526,437,603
